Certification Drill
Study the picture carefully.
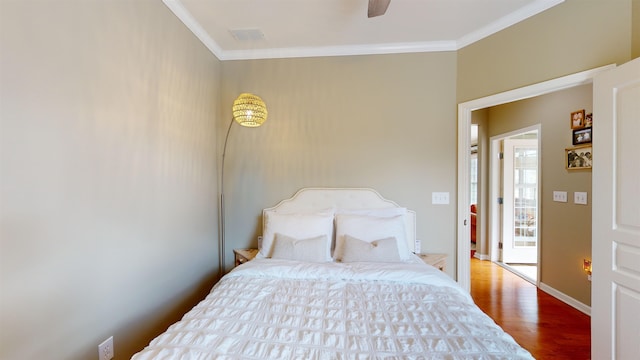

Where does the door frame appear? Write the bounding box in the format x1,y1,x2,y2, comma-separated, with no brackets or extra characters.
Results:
491,128,540,271
456,64,614,292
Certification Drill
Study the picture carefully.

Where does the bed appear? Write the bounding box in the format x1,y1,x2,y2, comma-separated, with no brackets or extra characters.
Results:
131,188,533,359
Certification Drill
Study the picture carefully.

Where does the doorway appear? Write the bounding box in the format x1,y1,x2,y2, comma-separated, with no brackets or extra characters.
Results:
456,65,614,292
494,129,540,284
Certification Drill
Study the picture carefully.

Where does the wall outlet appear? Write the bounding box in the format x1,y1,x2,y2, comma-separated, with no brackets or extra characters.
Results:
98,336,114,360
553,191,567,202
574,192,588,205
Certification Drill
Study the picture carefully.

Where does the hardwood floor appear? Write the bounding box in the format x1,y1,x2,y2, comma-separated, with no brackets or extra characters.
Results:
470,258,591,359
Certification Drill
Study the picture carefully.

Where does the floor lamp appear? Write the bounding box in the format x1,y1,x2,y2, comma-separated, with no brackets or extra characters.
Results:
219,93,268,277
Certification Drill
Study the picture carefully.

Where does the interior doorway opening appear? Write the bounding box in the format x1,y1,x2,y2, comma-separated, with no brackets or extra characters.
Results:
470,125,478,258
489,126,540,285
457,65,614,293
499,130,539,284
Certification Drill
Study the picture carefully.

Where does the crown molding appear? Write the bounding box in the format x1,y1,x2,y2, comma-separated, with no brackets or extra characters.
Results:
164,0,565,61
163,0,224,57
218,41,457,61
457,0,564,49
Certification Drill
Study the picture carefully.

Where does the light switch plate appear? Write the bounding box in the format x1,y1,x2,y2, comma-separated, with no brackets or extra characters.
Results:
553,191,568,202
432,192,450,205
574,192,588,205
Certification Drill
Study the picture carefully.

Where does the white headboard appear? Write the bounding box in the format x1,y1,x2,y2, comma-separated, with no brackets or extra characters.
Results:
263,188,417,252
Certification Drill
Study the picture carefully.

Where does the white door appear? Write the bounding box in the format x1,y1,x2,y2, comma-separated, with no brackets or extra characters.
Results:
592,57,640,360
503,138,539,264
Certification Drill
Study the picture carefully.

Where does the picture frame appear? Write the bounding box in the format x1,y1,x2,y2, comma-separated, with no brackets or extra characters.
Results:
572,127,592,145
566,145,592,170
571,109,586,129
584,113,593,127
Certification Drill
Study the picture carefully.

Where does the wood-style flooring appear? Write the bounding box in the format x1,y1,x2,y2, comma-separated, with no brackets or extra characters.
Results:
470,258,591,360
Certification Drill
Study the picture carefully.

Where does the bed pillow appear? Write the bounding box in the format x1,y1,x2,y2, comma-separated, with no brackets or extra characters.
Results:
334,214,411,261
271,233,330,263
336,207,411,250
336,207,407,218
260,210,334,260
338,235,402,263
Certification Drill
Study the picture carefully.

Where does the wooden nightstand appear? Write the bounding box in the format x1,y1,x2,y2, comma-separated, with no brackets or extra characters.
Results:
417,253,447,272
233,248,258,267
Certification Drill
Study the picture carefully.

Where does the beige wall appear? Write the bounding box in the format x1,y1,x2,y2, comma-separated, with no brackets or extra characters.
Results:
0,1,221,359
219,54,458,272
459,0,634,308
634,0,640,58
485,85,593,305
457,0,633,103
1,0,637,359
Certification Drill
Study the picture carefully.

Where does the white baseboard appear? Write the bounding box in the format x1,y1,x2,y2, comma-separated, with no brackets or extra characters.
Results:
473,253,490,261
539,282,591,316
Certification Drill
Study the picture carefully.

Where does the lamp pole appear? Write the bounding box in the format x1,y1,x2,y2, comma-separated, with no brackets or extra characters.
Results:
219,118,235,278
218,93,267,278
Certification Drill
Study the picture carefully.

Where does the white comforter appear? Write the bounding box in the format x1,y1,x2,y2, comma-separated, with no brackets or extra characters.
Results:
131,258,534,360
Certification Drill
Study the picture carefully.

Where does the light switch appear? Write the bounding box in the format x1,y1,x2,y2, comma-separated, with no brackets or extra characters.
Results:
574,192,588,205
432,192,450,205
553,191,568,202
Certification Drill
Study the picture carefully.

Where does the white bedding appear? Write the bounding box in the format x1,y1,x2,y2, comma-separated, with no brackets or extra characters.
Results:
131,258,533,360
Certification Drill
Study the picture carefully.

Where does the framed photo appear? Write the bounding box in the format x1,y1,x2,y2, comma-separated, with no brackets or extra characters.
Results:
572,127,592,145
584,113,593,127
571,109,586,129
566,145,592,170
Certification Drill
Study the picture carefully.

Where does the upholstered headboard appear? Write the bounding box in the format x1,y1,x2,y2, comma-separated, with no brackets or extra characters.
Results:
263,188,417,253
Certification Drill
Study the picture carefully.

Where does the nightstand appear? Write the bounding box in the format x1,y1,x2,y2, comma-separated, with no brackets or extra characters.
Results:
233,248,258,267
417,253,447,272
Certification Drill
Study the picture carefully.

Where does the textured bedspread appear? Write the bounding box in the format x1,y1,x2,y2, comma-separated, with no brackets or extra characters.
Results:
131,259,533,359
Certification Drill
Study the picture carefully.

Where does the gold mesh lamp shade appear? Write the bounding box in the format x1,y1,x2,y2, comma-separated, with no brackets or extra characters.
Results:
232,93,268,127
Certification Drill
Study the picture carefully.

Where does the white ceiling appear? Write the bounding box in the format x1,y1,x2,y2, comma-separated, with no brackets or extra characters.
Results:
163,0,563,60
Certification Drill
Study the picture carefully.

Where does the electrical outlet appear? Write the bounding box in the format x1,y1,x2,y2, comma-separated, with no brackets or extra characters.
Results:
99,336,114,360
553,191,567,202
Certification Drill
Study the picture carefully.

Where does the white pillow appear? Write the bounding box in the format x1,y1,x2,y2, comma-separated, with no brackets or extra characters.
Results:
336,207,407,218
260,210,334,260
334,214,411,261
336,208,411,250
271,234,330,263
338,235,401,263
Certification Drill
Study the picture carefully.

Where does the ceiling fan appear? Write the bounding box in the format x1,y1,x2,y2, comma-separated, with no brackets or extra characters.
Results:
368,0,390,18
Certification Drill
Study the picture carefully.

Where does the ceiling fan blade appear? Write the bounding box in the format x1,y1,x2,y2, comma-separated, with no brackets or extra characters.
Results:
368,0,390,18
